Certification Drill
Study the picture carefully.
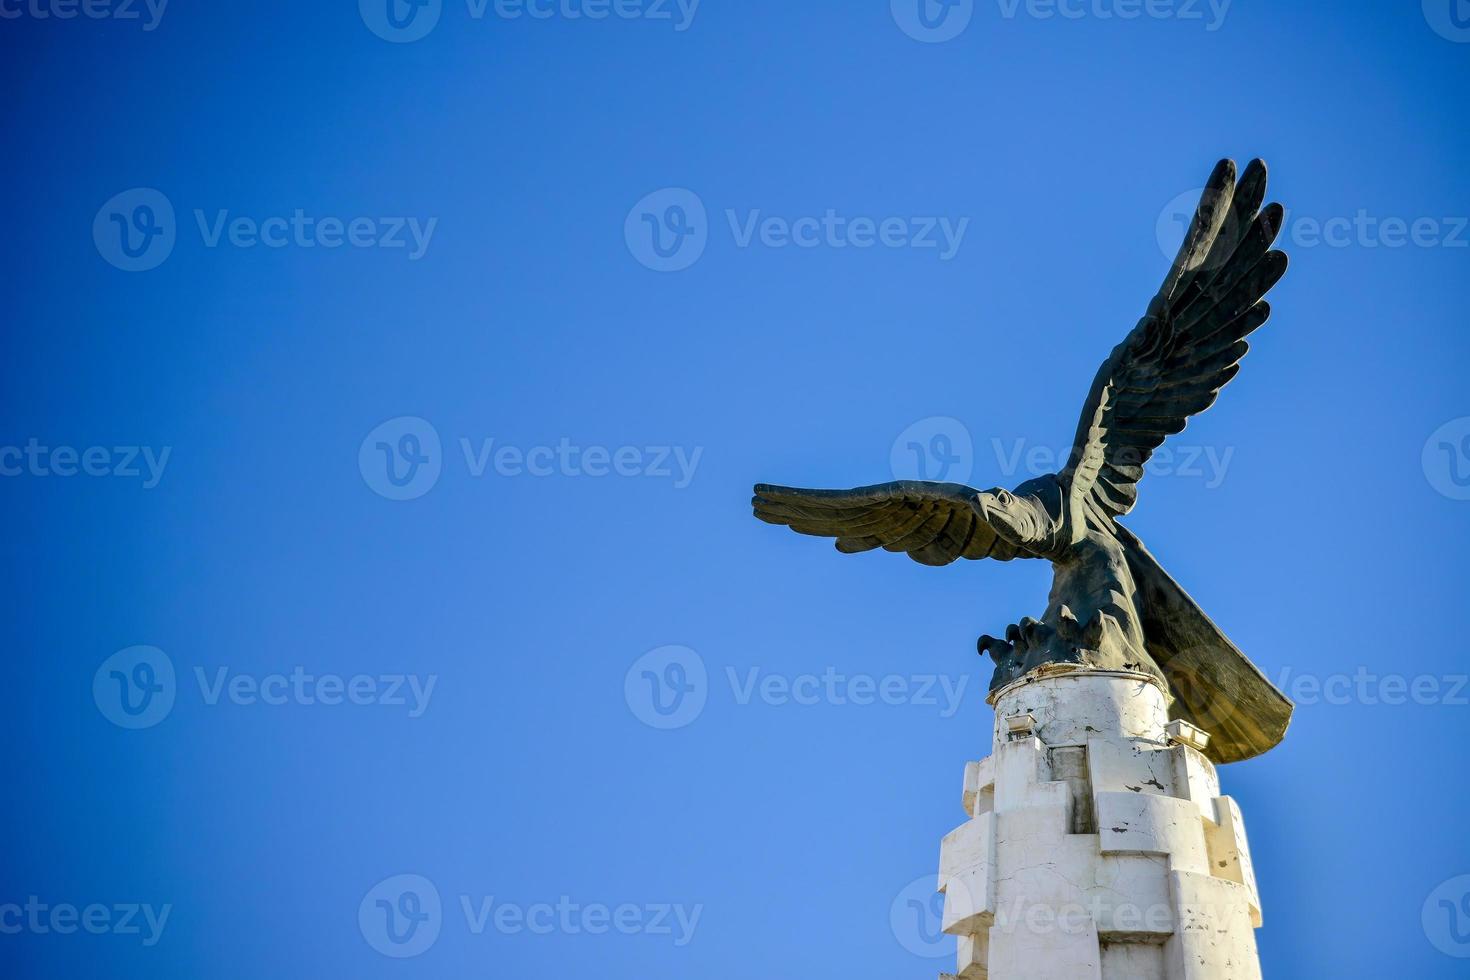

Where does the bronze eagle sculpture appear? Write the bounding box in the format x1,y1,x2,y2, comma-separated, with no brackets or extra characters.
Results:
753,159,1293,764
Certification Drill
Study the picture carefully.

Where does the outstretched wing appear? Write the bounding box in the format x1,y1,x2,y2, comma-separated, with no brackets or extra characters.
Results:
752,481,1034,567
1063,159,1288,522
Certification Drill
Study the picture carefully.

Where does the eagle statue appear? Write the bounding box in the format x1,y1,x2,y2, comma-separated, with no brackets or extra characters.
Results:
753,159,1294,764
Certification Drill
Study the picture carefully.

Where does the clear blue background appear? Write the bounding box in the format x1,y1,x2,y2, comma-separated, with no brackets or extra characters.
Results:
2,1,1468,977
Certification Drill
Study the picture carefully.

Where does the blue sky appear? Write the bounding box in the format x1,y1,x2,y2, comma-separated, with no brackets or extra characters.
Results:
1,1,1468,977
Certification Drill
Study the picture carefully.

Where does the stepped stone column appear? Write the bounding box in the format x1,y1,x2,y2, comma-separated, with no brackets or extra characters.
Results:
936,668,1264,980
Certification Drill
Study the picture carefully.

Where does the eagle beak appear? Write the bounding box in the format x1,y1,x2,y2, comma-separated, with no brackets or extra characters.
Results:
976,492,1002,525
978,490,1026,545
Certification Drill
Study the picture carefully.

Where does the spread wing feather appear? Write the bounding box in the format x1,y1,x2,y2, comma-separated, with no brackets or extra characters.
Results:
752,482,1033,566
1063,159,1288,519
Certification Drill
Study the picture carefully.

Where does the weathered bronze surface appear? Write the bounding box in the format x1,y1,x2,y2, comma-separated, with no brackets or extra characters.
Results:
754,159,1293,764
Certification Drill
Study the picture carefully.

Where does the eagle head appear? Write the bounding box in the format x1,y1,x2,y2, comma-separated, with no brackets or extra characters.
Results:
977,476,1062,549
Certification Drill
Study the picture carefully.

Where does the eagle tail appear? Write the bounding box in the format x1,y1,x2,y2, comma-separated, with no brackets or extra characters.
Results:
1116,523,1293,765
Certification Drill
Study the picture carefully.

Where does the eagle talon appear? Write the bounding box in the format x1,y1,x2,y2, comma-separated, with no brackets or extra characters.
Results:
978,634,1014,663
986,618,1053,662
1057,605,1081,644
1018,617,1052,649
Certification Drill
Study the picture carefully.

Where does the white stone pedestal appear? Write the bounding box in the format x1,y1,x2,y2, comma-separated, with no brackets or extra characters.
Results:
936,669,1264,980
